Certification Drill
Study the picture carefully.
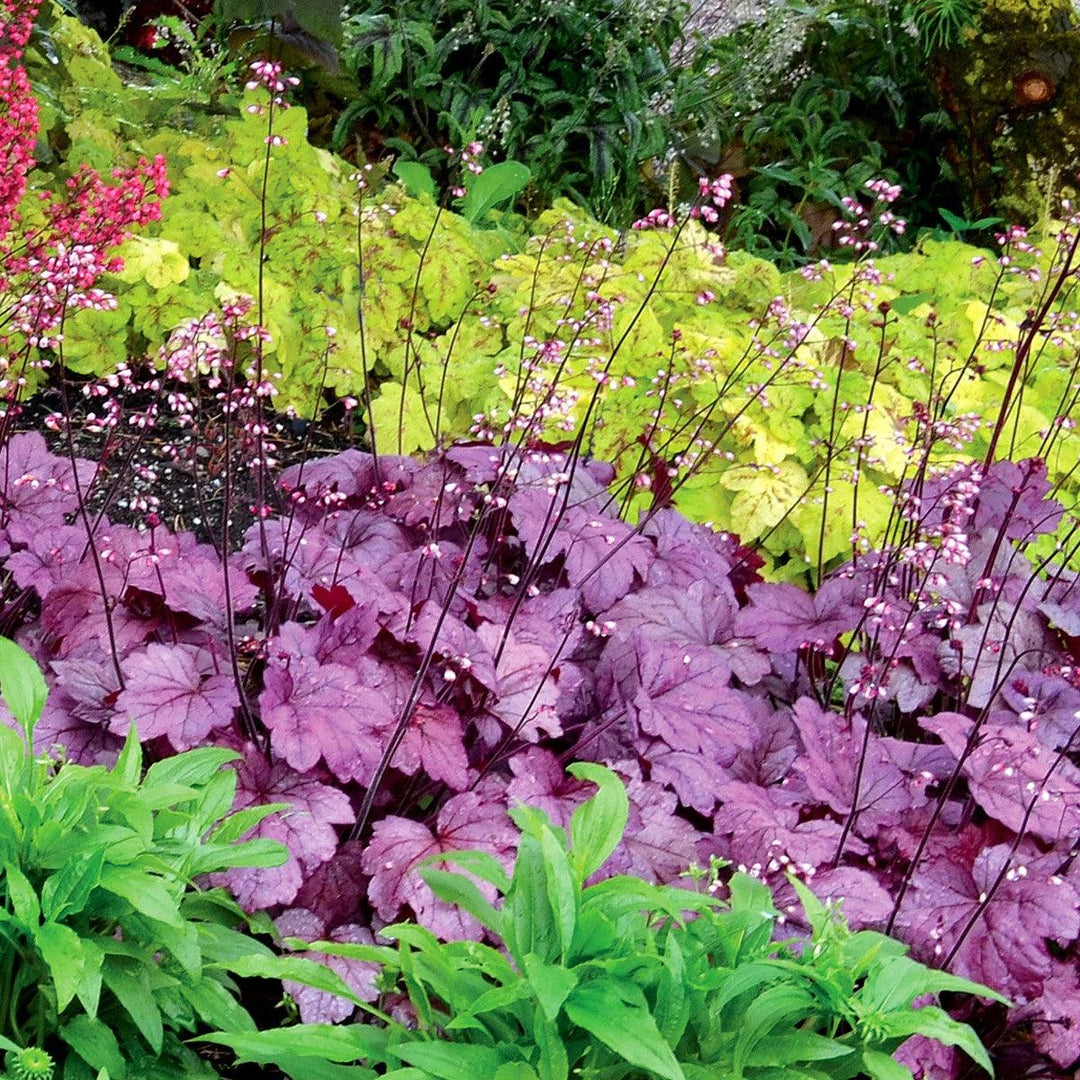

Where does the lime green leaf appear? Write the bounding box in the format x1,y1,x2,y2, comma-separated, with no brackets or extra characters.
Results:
369,382,437,455
115,236,190,288
719,459,810,541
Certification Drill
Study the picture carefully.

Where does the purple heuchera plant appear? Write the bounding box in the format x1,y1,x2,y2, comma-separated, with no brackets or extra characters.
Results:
2,432,1080,1073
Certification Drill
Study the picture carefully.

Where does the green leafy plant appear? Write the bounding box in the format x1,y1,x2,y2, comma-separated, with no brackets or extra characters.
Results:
110,14,241,104
903,0,982,54
331,0,717,224
690,0,970,265
392,157,531,225
937,206,1004,237
0,637,296,1079
725,82,890,263
204,764,1002,1080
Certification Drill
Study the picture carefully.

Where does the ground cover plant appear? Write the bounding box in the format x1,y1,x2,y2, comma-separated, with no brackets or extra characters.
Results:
3,0,1080,1076
205,765,1003,1080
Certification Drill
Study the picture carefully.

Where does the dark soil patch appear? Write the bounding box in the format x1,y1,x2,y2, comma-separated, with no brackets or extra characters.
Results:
16,378,366,549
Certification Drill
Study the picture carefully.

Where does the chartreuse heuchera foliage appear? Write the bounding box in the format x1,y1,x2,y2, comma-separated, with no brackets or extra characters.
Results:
204,764,1002,1080
14,4,1080,579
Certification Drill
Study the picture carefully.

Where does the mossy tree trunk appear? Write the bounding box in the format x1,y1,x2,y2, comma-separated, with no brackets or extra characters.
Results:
932,0,1078,223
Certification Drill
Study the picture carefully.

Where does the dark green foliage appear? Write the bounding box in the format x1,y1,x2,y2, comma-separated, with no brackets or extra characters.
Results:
332,0,711,225
691,0,971,266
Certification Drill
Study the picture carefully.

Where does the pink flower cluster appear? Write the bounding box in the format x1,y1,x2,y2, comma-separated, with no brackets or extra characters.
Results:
446,140,484,198
631,207,677,231
243,59,300,136
0,0,42,245
690,173,734,224
631,173,734,230
831,178,908,253
0,0,168,404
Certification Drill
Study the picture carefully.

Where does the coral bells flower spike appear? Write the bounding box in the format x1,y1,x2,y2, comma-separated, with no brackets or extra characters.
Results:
0,0,168,405
0,0,43,247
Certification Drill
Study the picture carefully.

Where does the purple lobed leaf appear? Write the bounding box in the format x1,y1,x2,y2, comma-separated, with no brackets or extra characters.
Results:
113,643,238,750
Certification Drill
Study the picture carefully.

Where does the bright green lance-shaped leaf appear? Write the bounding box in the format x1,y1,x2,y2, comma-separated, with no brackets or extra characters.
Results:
423,849,511,893
200,1024,385,1066
566,763,629,882
564,976,684,1080
879,1005,995,1074
42,847,105,922
181,972,256,1034
7,863,40,926
655,933,690,1047
732,982,820,1075
76,937,104,1018
743,1031,856,1067
143,747,239,789
214,953,366,1008
505,832,559,966
861,954,1007,1015
523,953,578,1022
253,1056,378,1080
533,1012,569,1080
395,1041,507,1080
61,1015,126,1078
98,865,182,927
210,802,289,844
103,959,164,1053
494,1064,541,1080
0,636,48,735
538,827,577,959
112,726,143,788
458,161,531,224
861,1047,915,1080
420,866,502,935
